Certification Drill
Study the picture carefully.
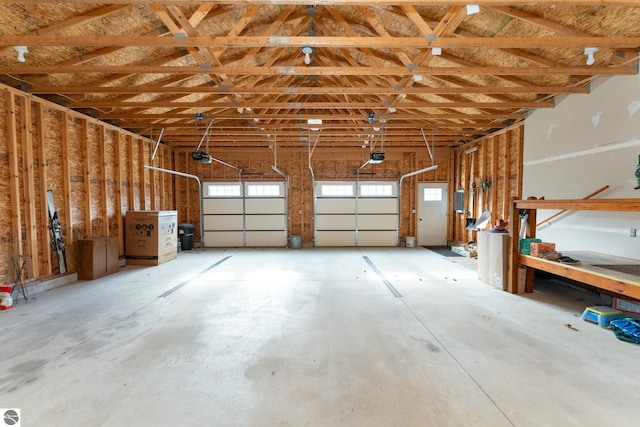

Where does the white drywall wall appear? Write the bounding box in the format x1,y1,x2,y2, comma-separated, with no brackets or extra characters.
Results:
523,73,640,258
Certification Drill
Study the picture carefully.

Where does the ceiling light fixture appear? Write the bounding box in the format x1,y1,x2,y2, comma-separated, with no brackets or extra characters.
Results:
308,118,322,131
14,46,28,62
431,47,442,56
302,46,313,65
466,4,480,15
413,74,423,82
584,47,598,65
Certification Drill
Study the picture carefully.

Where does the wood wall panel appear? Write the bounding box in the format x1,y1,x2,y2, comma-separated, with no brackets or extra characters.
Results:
451,123,524,245
177,146,450,244
0,85,170,290
0,79,523,290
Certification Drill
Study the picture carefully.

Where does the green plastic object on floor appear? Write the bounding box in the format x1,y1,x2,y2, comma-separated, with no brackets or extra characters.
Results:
609,318,640,344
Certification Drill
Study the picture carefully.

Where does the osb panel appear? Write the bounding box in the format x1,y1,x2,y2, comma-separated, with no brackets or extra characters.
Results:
29,102,45,279
140,140,150,210
451,123,525,244
0,85,164,288
104,128,119,238
118,133,130,214
130,139,141,211
67,117,86,250
0,92,12,283
174,145,452,244
87,122,104,236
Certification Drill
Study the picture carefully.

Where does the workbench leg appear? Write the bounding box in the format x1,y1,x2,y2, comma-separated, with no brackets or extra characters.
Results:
525,267,535,293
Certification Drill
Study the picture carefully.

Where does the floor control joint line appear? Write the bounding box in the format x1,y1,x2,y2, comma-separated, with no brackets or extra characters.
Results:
362,255,402,298
159,255,232,298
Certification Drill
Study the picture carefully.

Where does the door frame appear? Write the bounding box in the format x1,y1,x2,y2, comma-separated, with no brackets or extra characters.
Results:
416,182,449,246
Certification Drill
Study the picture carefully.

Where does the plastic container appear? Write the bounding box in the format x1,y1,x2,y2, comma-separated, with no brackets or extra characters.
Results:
405,236,415,247
289,235,302,249
581,306,625,327
178,223,195,251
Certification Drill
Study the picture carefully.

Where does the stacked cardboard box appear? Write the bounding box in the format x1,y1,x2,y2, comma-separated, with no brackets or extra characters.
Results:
613,297,640,315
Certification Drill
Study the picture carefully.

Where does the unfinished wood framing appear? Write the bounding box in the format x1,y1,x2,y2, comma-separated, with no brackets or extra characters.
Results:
0,84,169,289
451,123,524,245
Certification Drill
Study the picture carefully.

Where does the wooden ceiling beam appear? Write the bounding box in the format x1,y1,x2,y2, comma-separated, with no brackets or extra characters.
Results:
5,1,640,5
6,65,634,76
28,85,589,95
5,35,640,49
132,122,509,131
69,99,551,108
97,111,526,120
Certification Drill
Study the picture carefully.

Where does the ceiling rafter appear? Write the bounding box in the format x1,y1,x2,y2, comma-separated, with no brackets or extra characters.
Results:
2,1,639,148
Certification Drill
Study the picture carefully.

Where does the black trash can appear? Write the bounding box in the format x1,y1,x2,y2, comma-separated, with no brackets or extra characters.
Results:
178,223,195,251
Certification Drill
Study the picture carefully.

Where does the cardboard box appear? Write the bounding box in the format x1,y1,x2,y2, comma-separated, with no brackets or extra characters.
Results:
613,297,640,314
126,210,178,265
488,233,510,290
530,242,556,257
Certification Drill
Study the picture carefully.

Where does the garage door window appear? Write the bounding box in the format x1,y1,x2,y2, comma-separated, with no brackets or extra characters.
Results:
207,184,242,197
320,184,354,197
360,184,393,197
247,184,281,197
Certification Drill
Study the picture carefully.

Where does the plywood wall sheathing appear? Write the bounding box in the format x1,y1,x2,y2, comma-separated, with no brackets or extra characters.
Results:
451,122,524,244
0,84,168,290
177,146,452,243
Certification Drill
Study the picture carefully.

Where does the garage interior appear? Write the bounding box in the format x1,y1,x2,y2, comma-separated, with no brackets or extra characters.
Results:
1,1,640,426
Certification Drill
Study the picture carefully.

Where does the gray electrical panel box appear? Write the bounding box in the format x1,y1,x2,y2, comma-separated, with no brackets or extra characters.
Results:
454,190,465,213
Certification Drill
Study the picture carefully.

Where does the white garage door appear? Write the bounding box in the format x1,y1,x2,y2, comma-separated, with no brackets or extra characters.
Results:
203,182,287,247
315,181,398,247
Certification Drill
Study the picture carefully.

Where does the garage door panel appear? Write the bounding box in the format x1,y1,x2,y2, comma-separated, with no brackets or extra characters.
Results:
204,231,243,247
316,198,356,214
316,214,356,230
245,215,285,230
203,181,286,248
245,198,285,214
358,198,398,214
314,181,398,247
203,215,243,230
357,231,397,246
246,231,286,247
203,198,243,214
315,231,356,246
358,214,397,230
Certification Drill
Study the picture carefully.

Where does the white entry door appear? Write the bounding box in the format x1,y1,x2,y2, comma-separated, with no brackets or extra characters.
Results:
417,182,448,246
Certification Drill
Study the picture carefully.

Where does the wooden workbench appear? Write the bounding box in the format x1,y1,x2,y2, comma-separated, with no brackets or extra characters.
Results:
508,198,640,299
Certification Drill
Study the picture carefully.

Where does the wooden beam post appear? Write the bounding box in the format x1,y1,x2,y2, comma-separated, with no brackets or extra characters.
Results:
60,111,73,272
115,130,124,256
127,135,135,210
6,91,23,259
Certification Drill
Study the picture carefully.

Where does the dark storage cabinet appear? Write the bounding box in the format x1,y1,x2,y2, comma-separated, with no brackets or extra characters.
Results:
77,236,119,280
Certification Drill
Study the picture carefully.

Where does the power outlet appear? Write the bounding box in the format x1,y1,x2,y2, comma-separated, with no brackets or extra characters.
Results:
631,228,637,238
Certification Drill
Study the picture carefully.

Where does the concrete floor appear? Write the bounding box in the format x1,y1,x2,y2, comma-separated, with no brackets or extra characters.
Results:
1,247,639,427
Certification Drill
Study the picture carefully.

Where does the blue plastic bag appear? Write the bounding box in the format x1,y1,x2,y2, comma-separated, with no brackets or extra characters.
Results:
609,318,640,344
